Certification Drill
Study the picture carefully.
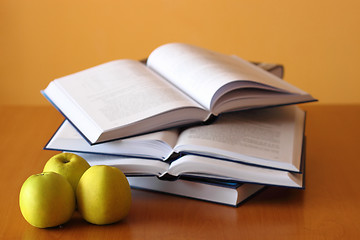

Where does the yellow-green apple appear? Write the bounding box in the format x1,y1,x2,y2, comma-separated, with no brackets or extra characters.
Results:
76,165,131,225
19,172,76,228
43,152,90,191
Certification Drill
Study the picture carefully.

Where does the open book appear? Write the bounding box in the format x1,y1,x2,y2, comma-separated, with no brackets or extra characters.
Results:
128,176,265,207
42,43,315,144
73,145,305,188
45,106,306,172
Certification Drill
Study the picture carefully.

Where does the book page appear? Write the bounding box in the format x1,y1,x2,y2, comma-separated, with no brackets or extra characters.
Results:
147,43,309,111
174,106,305,171
167,155,303,188
46,120,179,159
75,153,170,176
54,60,202,131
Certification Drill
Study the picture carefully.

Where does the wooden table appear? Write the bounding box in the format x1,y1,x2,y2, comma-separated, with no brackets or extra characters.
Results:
0,104,359,239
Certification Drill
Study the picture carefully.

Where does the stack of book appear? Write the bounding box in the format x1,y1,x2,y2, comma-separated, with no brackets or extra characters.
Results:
42,43,316,206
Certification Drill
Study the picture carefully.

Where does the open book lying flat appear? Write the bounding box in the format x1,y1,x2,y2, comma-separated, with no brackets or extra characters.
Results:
127,176,265,207
42,42,316,144
73,144,305,188
45,105,306,172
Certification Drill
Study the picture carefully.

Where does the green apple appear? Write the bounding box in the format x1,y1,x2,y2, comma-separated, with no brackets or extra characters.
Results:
76,165,131,225
43,152,90,191
19,172,76,228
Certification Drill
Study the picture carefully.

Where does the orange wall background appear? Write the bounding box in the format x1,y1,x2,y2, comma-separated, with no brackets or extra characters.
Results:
1,0,359,105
